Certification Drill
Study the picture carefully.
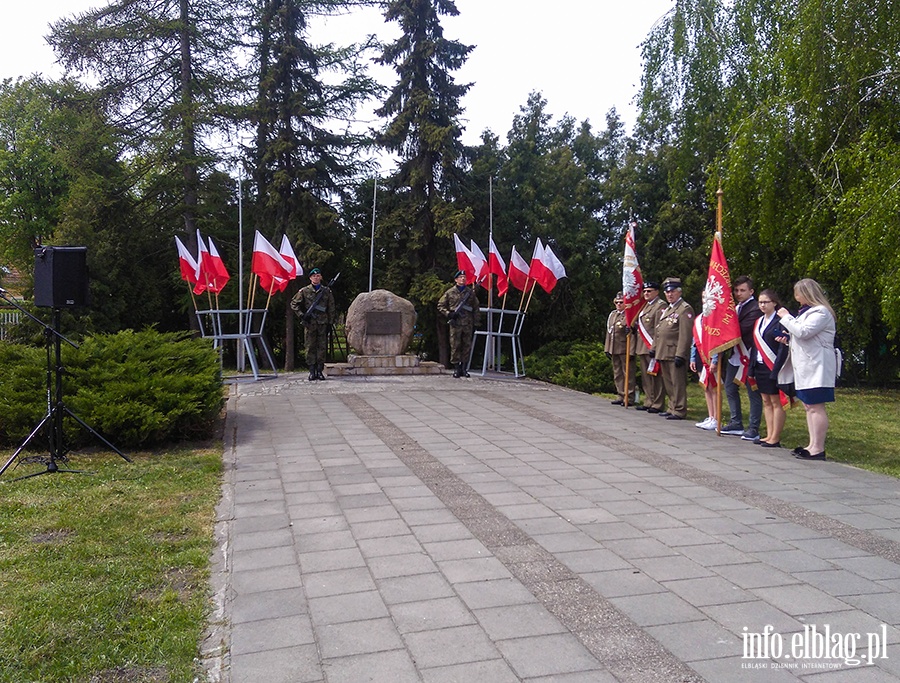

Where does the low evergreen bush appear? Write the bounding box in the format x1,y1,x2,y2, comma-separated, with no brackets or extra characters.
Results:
0,330,224,449
525,340,616,394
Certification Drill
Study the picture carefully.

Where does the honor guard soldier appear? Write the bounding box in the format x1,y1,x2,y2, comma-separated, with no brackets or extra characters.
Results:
291,268,335,381
635,281,666,412
605,293,635,405
651,277,694,420
437,270,481,377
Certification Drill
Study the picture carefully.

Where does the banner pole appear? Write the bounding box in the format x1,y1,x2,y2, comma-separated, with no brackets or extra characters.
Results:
624,334,631,408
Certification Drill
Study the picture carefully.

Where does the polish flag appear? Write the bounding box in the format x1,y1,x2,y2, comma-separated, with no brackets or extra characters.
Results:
279,235,302,279
508,246,531,292
252,231,292,293
207,236,230,292
175,236,204,292
195,232,214,294
527,239,548,289
453,233,478,284
537,243,567,293
488,237,509,296
469,240,490,289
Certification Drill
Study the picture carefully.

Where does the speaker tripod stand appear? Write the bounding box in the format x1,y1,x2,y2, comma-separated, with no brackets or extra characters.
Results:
0,299,131,482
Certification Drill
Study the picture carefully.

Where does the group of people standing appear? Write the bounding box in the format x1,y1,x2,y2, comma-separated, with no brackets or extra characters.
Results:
605,276,838,461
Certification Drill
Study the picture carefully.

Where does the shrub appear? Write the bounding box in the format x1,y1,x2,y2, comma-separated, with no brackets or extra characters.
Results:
0,330,224,449
525,340,616,394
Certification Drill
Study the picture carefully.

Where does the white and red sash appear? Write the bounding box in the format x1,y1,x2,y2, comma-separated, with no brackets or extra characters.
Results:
753,315,789,406
638,304,659,375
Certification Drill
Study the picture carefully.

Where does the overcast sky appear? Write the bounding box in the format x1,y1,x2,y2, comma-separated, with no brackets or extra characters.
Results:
1,0,673,146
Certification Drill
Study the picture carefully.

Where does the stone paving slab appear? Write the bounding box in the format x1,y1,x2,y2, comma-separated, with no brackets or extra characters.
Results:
204,374,900,682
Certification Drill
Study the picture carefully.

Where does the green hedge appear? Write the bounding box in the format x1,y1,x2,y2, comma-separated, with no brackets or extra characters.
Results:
524,340,617,394
0,330,224,449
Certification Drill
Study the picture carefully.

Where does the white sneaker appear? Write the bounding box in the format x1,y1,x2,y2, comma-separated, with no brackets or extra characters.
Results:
700,419,719,431
694,416,713,428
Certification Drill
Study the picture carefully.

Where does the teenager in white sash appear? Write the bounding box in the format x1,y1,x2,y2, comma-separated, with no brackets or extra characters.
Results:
750,289,791,448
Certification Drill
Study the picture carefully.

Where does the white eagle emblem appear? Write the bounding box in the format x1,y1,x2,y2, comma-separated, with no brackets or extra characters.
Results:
703,277,725,318
622,268,641,298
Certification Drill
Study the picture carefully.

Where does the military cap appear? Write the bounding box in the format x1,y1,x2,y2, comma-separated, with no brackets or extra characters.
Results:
454,269,466,278
662,277,682,292
309,267,321,275
614,292,624,302
642,281,659,290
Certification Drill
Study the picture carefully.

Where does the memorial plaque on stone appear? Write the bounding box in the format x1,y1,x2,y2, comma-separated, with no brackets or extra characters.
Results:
366,311,403,335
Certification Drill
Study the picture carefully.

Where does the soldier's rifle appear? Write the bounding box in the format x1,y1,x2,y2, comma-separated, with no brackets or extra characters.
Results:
448,285,475,327
301,272,340,324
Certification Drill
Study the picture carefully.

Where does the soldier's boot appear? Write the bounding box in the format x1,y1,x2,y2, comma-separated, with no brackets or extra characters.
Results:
462,363,470,378
453,363,461,378
308,365,317,381
316,362,326,381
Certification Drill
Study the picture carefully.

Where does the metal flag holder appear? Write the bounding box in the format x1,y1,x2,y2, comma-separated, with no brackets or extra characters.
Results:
470,306,527,378
0,295,131,482
195,307,278,382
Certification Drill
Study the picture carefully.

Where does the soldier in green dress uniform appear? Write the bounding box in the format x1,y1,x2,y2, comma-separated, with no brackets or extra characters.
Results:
651,277,694,419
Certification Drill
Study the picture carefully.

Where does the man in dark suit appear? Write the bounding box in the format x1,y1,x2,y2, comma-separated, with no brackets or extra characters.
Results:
720,275,763,440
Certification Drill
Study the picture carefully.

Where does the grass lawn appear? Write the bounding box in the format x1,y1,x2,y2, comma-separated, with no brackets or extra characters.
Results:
614,382,900,478
0,448,221,683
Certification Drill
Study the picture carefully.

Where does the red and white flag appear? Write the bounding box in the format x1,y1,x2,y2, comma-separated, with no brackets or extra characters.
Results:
488,237,509,296
536,243,567,293
622,221,645,326
453,233,478,284
469,240,490,289
252,230,292,293
528,239,548,289
508,246,531,292
207,236,230,292
175,236,203,292
699,232,741,363
279,235,302,279
195,232,213,294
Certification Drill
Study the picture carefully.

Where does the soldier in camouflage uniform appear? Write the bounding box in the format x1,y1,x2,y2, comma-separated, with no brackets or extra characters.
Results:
437,270,481,378
290,268,335,381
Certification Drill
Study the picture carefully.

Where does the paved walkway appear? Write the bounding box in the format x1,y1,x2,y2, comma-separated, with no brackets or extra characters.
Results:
205,374,900,683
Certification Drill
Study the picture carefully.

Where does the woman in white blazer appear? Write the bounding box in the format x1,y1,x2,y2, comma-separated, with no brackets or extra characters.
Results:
776,279,836,461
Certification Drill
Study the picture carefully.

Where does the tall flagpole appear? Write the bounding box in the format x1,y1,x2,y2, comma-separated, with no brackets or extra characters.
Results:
369,175,377,292
715,185,724,436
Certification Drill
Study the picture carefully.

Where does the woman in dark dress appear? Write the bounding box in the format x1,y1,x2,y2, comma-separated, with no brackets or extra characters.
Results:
750,289,791,447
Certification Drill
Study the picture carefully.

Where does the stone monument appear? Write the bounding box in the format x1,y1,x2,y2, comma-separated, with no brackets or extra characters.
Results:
328,289,443,376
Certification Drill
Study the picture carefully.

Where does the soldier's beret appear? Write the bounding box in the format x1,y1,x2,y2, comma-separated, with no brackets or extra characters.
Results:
309,268,321,275
454,269,465,278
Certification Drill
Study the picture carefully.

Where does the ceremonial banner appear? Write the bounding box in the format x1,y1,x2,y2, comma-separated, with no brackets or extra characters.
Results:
622,221,645,326
699,232,740,362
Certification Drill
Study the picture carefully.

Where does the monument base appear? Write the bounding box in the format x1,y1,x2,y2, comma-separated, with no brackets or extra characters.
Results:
326,354,445,376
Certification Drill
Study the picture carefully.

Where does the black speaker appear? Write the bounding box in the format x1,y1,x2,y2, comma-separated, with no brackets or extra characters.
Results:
34,247,90,308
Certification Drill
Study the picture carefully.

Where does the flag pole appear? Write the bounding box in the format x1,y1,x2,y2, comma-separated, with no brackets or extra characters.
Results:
624,334,632,407
715,184,724,436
